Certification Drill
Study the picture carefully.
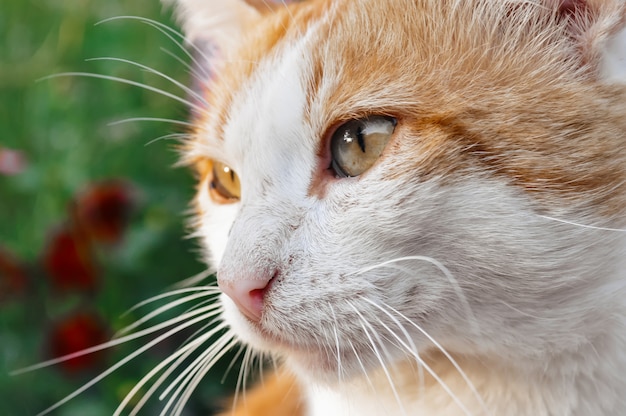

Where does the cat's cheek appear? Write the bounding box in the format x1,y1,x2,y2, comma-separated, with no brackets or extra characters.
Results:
196,192,239,267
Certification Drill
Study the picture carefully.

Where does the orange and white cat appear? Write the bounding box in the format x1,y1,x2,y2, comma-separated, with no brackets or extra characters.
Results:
170,0,626,415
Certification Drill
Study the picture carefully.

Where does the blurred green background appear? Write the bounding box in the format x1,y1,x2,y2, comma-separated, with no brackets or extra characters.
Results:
1,0,235,414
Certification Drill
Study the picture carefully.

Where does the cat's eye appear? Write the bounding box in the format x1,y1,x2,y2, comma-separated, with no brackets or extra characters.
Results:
209,161,241,203
330,116,397,177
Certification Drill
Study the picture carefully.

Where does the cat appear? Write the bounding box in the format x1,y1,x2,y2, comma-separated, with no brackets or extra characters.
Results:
27,0,626,414
165,0,626,415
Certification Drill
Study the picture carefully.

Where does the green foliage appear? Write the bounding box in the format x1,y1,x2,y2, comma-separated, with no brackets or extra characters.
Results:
0,0,235,414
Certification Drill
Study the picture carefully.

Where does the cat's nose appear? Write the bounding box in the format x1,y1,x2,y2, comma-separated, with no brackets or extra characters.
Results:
217,273,273,322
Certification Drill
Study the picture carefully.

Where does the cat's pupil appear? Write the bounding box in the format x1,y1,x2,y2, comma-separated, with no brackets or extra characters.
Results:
356,127,366,153
330,116,396,178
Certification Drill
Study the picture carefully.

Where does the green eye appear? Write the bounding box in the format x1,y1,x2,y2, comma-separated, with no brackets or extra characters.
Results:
330,116,396,177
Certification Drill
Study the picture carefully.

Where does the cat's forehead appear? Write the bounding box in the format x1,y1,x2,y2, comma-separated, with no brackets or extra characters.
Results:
188,0,626,212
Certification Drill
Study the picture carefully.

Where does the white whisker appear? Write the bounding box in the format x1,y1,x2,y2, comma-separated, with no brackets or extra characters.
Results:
108,117,195,128
145,132,193,147
348,301,407,416
33,307,221,416
347,339,376,392
354,256,481,336
383,302,491,416
12,302,217,376
539,215,626,232
232,347,254,414
221,344,247,384
278,0,303,37
159,47,206,84
174,338,240,416
117,322,227,416
96,16,212,79
359,297,426,397
127,342,200,416
116,290,220,337
329,303,343,383
159,329,236,414
241,345,257,410
39,72,203,113
85,56,208,105
369,312,473,416
121,283,218,317
170,268,215,289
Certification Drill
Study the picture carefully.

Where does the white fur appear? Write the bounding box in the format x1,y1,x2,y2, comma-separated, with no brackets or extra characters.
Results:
177,0,626,415
601,25,626,83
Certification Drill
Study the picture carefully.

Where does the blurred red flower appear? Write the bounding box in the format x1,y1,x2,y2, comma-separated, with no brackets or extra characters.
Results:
48,311,109,373
0,247,28,302
74,180,136,244
43,226,98,292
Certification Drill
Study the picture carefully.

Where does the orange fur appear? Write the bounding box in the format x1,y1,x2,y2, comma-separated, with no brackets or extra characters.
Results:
217,371,304,416
188,0,626,216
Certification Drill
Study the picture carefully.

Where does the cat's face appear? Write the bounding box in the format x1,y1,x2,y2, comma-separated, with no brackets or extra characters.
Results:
178,0,626,382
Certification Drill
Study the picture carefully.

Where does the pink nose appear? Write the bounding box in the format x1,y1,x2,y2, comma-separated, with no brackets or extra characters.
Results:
218,274,273,322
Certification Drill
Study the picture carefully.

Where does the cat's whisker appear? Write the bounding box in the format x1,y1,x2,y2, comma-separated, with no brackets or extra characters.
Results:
117,321,228,416
160,331,237,415
39,72,204,114
348,301,408,416
359,297,427,397
383,302,491,416
96,16,212,80
125,337,202,416
270,352,280,375
170,267,215,289
181,296,222,319
268,0,303,37
257,351,267,387
539,214,626,232
366,299,481,416
157,323,231,402
374,317,474,416
33,306,220,416
121,284,218,317
221,343,247,384
163,335,238,416
178,336,239,413
242,346,260,411
12,299,218,377
116,289,220,337
232,347,254,414
86,56,208,106
126,346,198,416
145,132,193,147
347,339,376,393
329,303,344,383
177,314,223,350
159,47,206,85
108,117,195,128
353,256,481,337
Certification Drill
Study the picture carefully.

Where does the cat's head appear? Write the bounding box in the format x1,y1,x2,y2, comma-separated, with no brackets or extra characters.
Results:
173,0,626,382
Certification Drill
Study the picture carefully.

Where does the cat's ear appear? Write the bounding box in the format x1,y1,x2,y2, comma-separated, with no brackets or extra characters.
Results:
166,0,261,54
547,0,626,82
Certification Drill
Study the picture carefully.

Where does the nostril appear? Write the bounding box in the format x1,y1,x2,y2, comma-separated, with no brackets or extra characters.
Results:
217,270,277,323
248,288,266,316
